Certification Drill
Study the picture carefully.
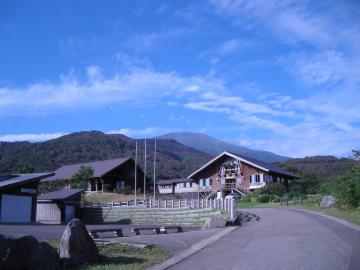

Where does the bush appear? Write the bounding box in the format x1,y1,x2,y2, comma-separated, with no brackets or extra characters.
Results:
335,166,360,208
103,183,113,192
259,183,287,196
241,192,258,202
38,181,66,194
123,185,133,195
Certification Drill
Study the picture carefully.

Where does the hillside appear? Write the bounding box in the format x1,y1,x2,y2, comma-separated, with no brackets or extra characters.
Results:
158,132,289,163
0,131,211,179
277,155,356,180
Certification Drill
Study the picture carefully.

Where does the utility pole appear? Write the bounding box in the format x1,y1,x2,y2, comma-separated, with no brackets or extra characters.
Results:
143,137,147,201
134,140,137,206
153,138,157,200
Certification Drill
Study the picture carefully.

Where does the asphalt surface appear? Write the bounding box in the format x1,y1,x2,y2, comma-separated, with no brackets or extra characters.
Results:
0,222,221,253
168,208,360,270
0,223,199,240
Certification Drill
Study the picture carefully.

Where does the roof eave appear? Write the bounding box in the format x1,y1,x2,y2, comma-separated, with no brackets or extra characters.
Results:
187,151,269,179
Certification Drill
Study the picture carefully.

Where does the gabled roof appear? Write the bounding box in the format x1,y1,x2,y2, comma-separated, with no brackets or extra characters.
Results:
42,157,131,182
0,173,54,190
37,188,84,202
157,178,193,185
187,151,297,179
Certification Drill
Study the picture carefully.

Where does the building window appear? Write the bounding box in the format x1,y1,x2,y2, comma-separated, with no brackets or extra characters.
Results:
160,185,172,189
200,178,212,187
186,182,192,188
250,174,264,183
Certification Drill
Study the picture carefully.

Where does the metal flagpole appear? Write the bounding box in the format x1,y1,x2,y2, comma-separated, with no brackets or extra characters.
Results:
143,137,147,201
153,138,157,200
134,140,137,206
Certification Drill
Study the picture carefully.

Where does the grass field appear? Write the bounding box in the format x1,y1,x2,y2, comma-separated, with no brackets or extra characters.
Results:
48,241,170,270
237,200,360,226
292,205,360,226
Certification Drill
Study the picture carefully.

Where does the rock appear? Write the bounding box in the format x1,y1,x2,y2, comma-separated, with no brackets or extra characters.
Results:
59,218,100,266
320,195,336,208
0,234,60,270
202,214,227,229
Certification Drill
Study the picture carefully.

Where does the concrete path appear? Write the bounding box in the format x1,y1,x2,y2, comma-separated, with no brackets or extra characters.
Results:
168,208,360,270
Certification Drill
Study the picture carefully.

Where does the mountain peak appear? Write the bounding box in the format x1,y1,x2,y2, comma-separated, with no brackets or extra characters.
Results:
158,132,289,163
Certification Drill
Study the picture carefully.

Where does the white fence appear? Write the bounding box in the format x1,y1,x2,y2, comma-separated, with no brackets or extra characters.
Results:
82,198,237,220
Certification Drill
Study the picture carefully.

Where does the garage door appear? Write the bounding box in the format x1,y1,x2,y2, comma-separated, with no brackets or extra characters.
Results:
1,194,32,222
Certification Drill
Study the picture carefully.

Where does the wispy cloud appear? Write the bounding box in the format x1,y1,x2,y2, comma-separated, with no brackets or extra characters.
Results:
208,0,332,47
0,66,221,115
0,132,67,142
107,127,161,137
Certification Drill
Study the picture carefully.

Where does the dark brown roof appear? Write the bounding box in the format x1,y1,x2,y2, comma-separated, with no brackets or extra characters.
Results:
188,151,298,179
0,173,54,190
37,188,84,202
42,157,131,182
157,178,193,185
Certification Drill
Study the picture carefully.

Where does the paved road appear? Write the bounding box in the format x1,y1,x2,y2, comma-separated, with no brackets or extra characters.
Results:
169,208,360,270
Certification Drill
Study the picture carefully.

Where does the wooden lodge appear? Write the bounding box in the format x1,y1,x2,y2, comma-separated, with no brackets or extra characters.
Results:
157,151,298,198
41,158,144,193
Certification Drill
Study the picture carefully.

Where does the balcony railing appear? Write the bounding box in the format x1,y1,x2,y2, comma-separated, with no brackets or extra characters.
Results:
249,182,266,189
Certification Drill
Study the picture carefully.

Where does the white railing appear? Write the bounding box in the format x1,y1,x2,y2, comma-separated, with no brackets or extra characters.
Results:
82,198,237,220
249,182,266,189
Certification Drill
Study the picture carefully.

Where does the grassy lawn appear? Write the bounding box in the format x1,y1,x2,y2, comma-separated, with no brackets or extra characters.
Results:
237,201,281,208
291,204,360,226
47,241,170,270
237,200,360,226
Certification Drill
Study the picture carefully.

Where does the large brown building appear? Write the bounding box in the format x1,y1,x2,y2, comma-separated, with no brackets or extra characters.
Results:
157,151,297,198
42,158,144,193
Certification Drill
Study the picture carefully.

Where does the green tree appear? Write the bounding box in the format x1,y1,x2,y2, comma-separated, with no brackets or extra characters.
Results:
70,166,94,189
19,165,34,173
351,149,360,160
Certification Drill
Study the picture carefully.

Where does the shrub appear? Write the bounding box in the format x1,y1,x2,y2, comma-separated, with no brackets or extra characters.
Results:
103,183,113,192
38,181,66,194
259,183,287,196
70,166,94,189
335,165,360,208
241,192,258,202
123,185,133,195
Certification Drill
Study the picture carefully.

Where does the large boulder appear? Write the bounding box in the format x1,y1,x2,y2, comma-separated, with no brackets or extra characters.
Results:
202,213,227,229
0,234,60,270
59,218,100,266
320,195,336,208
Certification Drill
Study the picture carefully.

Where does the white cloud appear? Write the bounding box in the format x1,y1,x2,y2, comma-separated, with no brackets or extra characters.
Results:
286,51,351,85
209,0,332,47
0,67,225,115
219,39,250,55
0,132,67,142
107,127,161,137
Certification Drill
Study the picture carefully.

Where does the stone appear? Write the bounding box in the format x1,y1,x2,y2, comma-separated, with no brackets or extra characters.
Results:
0,234,60,270
59,218,100,266
320,195,336,208
202,214,227,229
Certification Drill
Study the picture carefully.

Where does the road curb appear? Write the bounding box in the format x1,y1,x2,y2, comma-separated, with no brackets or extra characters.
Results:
289,208,360,232
146,226,237,270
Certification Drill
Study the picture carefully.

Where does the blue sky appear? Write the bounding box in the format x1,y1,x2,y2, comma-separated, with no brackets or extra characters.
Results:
0,0,359,157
